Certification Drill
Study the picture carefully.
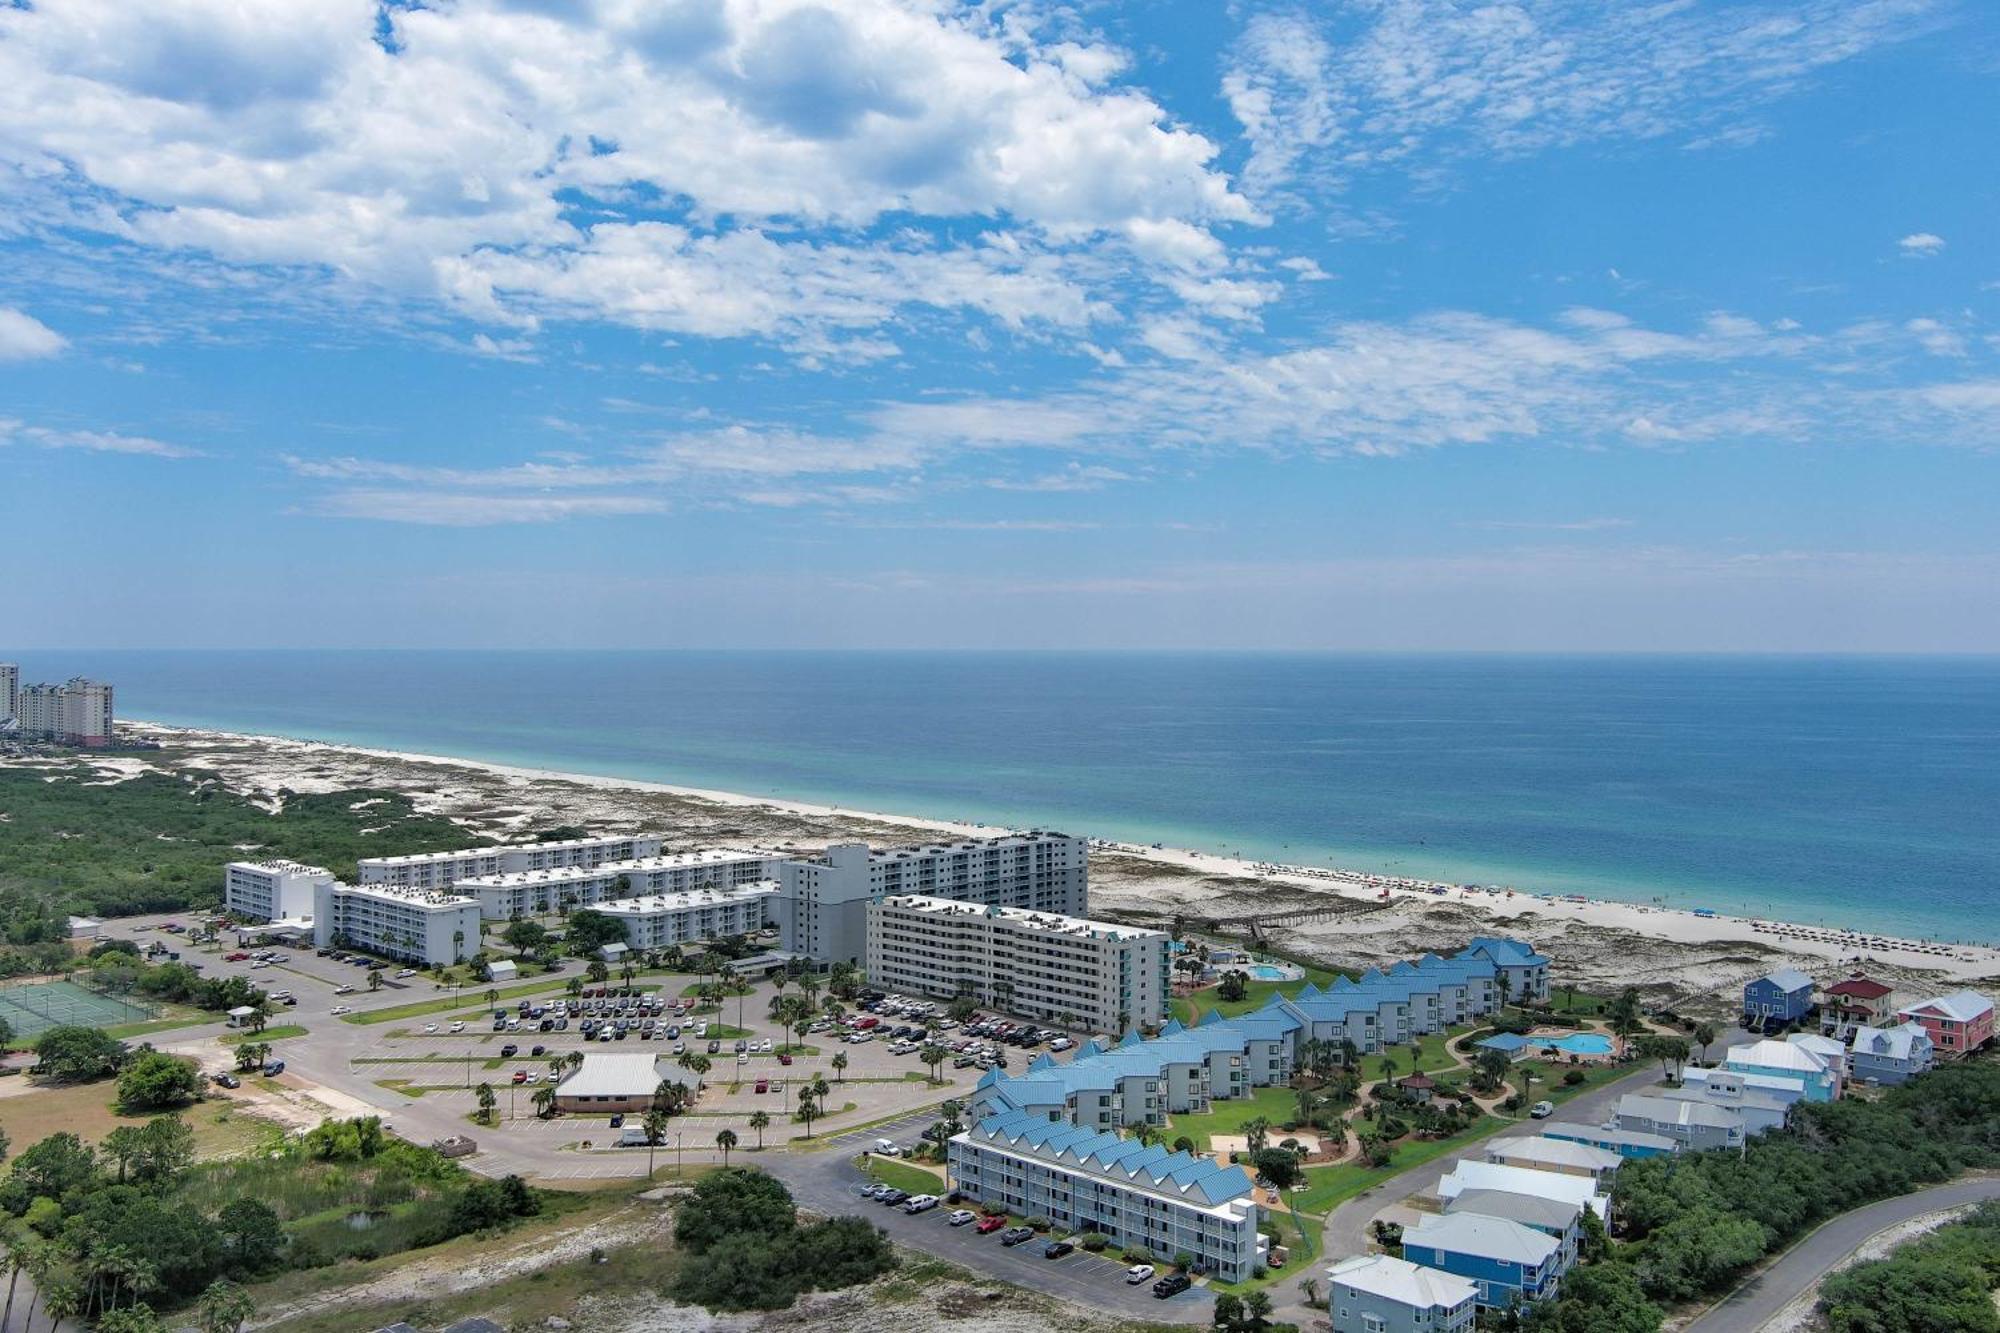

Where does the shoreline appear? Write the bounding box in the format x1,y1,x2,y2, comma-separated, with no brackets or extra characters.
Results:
113,719,2000,989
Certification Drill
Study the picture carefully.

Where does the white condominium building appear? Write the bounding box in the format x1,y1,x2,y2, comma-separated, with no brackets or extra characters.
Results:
592,881,783,952
312,880,482,967
948,1110,1263,1281
782,831,1089,968
0,664,16,720
224,859,335,923
356,833,670,892
9,675,115,746
867,894,1169,1032
453,849,790,919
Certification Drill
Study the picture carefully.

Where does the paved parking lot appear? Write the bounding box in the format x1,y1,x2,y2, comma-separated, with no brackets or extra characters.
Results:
762,1125,1213,1324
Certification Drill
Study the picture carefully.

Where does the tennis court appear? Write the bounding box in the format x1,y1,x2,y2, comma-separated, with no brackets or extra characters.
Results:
0,980,155,1040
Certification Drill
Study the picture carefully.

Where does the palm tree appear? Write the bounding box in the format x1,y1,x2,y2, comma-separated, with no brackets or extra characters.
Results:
685,1053,711,1093
1243,1117,1270,1155
367,969,384,992
830,1051,848,1083
748,1109,771,1150
452,928,466,965
196,1278,255,1333
532,1085,555,1119
564,1050,586,1073
1130,1121,1159,1147
1693,1021,1717,1064
40,1278,80,1333
920,1042,947,1085
715,1128,737,1164
795,1088,818,1136
475,1082,497,1124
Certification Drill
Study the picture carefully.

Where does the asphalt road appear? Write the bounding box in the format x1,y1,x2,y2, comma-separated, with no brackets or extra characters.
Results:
1682,1176,2000,1333
759,1111,1216,1325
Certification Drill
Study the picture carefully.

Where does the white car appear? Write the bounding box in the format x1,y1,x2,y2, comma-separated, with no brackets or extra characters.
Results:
334,985,354,995
396,968,416,978
423,1023,438,1034
449,1021,465,1033
902,1194,939,1214
947,1209,977,1226
329,1004,352,1016
1126,1264,1156,1285
524,1071,541,1084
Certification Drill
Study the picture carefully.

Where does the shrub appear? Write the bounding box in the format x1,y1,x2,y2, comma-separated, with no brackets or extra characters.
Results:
1564,1069,1587,1086
1079,1232,1107,1251
1024,1215,1051,1231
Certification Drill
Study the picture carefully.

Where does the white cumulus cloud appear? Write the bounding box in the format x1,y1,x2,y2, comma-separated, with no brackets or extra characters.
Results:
0,307,67,360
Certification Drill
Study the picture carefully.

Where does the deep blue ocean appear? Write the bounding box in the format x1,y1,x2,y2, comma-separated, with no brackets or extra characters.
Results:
7,651,1997,943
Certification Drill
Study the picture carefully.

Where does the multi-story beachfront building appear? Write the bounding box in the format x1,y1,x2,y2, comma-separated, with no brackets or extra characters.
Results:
6,674,115,746
780,832,1088,967
866,894,1169,1033
356,834,669,893
947,1109,1262,1280
453,849,789,919
971,941,1539,1130
590,881,784,952
311,880,481,966
224,859,335,923
1895,990,1995,1060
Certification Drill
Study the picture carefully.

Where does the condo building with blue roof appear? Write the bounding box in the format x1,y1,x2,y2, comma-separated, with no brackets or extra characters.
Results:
970,940,1544,1131
946,1108,1264,1279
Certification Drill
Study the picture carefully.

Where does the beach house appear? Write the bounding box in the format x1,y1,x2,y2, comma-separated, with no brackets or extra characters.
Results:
1894,991,1994,1060
1444,1189,1584,1267
1539,1122,1679,1160
1484,1136,1622,1185
1435,1160,1609,1221
1614,1093,1744,1152
1742,968,1815,1029
1847,1022,1935,1086
1327,1255,1477,1333
1722,1038,1841,1101
1400,1213,1568,1309
1820,973,1896,1037
1665,1069,1796,1136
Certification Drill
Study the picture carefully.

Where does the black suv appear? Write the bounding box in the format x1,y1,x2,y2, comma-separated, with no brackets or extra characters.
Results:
1152,1273,1192,1299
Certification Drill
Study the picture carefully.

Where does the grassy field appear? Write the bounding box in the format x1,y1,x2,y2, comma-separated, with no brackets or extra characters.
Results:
1163,1084,1305,1149
862,1155,946,1194
103,1010,213,1040
0,1080,279,1160
221,1023,309,1044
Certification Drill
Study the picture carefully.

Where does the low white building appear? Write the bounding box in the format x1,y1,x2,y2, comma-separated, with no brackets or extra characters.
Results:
455,849,789,920
1436,1159,1610,1221
311,880,481,967
591,881,782,952
225,859,334,923
866,894,1169,1032
554,1052,683,1113
356,833,671,893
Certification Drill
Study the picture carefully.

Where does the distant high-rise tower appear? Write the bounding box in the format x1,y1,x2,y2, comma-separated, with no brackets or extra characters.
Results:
11,674,114,747
0,663,17,722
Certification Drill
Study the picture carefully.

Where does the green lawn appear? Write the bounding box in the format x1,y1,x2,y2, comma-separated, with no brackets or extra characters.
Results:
220,1024,309,1044
1164,1084,1306,1149
1286,1113,1512,1215
1408,1028,1474,1074
861,1155,946,1195
103,1013,211,1040
1170,963,1352,1024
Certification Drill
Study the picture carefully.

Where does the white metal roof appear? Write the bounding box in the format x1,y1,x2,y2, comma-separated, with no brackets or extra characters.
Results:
1327,1254,1477,1311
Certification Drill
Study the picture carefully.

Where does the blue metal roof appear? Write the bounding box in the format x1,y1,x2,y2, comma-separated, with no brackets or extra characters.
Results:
971,1108,1256,1204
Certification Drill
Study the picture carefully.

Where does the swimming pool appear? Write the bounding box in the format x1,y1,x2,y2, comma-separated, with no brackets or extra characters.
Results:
1475,1032,1615,1056
1247,965,1290,980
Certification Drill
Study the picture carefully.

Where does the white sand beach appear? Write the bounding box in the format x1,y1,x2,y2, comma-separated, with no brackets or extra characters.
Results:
101,720,2000,1013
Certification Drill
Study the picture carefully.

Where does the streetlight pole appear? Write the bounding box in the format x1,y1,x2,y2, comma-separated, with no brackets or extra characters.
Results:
674,1132,683,1180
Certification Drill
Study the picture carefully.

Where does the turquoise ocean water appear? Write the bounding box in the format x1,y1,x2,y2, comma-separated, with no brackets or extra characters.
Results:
7,651,1996,943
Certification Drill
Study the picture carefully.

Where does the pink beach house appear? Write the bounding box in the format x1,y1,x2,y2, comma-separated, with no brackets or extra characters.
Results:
1894,991,1994,1060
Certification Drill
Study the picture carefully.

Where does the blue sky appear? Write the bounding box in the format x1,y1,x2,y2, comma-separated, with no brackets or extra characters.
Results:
2,0,1997,650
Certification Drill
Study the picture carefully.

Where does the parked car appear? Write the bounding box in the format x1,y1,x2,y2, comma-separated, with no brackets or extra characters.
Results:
877,1189,909,1206
511,1070,528,1084
947,1209,977,1226
1126,1264,1156,1285
999,1226,1036,1247
1152,1274,1192,1299
500,1043,518,1057
1530,1100,1555,1119
902,1195,939,1214
975,1214,1007,1234
212,1073,240,1089
261,1059,286,1077
1042,1240,1074,1260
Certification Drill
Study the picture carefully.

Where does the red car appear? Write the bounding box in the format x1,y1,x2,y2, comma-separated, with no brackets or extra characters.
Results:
975,1215,1006,1234
511,1070,528,1084
224,951,249,961
754,1079,769,1094
777,1053,793,1066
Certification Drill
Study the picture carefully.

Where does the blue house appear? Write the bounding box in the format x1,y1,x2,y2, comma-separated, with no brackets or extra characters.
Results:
1743,968,1815,1028
1848,1022,1935,1086
1540,1121,1679,1160
1401,1212,1568,1309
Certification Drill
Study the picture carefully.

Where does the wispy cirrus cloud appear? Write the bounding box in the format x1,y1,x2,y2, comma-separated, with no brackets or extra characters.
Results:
1,417,201,458
1223,1,1947,209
